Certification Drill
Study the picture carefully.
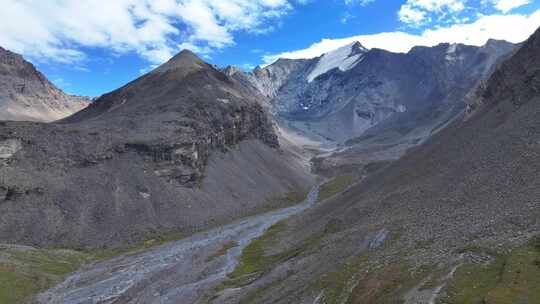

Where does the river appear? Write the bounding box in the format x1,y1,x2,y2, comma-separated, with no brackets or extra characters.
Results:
36,185,320,304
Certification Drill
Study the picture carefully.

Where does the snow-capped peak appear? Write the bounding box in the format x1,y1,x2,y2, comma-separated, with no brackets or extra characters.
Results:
307,42,368,82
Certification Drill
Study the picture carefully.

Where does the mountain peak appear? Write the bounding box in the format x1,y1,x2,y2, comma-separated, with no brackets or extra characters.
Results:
152,49,206,74
351,41,368,53
483,38,514,49
222,65,244,76
175,49,199,60
307,41,367,82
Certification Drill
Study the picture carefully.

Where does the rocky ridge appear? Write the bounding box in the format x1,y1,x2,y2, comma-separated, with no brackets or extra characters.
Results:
229,40,516,146
0,47,89,122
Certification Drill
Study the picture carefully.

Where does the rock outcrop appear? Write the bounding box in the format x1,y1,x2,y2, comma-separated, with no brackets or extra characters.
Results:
0,47,89,122
467,36,538,116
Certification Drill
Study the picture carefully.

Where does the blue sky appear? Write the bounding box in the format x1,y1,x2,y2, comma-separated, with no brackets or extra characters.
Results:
1,0,539,97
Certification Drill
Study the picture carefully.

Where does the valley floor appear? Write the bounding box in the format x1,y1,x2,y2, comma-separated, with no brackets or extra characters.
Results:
32,186,320,304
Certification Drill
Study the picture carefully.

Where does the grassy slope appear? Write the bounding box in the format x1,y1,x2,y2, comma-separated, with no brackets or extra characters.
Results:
311,237,540,304
0,247,91,304
315,252,429,304
0,230,187,304
318,175,356,202
218,220,323,297
439,237,540,304
0,190,308,304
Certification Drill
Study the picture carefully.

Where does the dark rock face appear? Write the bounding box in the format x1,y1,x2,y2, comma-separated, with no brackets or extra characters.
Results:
0,51,313,248
62,50,279,186
242,40,516,144
468,33,539,116
0,47,89,122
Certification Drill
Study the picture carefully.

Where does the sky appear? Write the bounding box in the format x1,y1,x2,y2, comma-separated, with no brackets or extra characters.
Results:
1,0,539,97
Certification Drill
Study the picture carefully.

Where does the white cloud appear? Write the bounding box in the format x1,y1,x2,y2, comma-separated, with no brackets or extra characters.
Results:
0,0,294,64
341,12,356,24
405,0,466,12
489,0,532,13
399,0,535,25
399,4,428,24
344,0,375,6
263,9,540,64
399,0,467,24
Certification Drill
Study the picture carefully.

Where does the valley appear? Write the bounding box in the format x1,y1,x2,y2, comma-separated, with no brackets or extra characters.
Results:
34,186,321,304
0,11,539,304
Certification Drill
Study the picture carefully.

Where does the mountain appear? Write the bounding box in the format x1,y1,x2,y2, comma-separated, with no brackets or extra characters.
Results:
227,39,517,177
315,39,518,175
212,28,540,303
240,40,516,146
0,50,313,248
0,47,89,122
307,42,368,82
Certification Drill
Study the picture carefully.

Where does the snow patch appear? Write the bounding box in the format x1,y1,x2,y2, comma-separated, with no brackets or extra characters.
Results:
445,44,465,63
307,42,366,83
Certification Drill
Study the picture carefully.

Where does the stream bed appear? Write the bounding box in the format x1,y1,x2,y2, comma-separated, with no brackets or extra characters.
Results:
36,186,320,304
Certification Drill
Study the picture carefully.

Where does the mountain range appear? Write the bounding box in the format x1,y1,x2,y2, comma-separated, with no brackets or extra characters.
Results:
210,26,540,304
0,23,539,304
228,39,516,145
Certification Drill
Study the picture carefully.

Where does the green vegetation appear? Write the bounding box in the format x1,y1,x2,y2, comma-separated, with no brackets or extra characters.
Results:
438,258,505,304
221,220,289,288
0,247,92,304
316,255,370,304
316,254,426,304
438,236,540,304
238,191,309,218
238,279,283,304
0,191,312,304
319,175,356,202
206,241,238,262
263,191,308,211
419,266,453,291
0,230,187,304
219,220,322,291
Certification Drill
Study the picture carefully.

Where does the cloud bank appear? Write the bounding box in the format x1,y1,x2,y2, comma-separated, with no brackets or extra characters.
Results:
0,0,297,64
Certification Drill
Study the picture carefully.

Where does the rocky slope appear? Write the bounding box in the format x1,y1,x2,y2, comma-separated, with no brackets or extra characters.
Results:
211,28,540,304
233,40,516,148
0,50,314,249
0,47,89,122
